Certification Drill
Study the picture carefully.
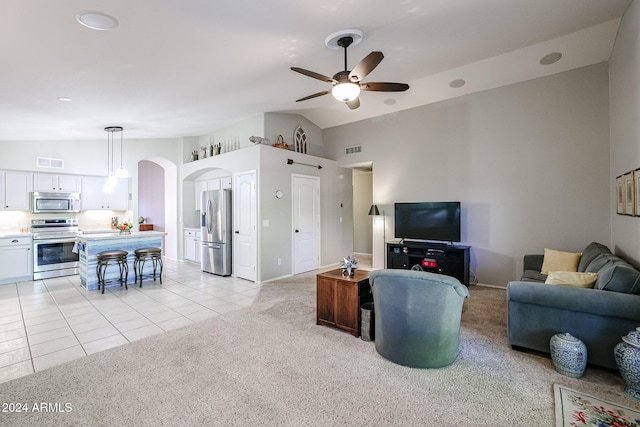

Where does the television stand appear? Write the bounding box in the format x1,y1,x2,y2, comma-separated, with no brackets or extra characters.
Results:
386,241,470,286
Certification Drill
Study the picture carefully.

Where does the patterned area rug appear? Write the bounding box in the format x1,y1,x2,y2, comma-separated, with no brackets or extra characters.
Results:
554,384,640,426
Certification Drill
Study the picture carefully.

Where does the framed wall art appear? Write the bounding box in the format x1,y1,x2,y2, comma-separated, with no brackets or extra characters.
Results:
617,175,625,215
636,169,640,217
624,171,635,216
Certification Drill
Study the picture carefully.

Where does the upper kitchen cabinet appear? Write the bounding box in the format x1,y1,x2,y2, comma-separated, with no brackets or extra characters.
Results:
34,174,81,193
194,176,231,209
2,171,33,211
81,176,129,210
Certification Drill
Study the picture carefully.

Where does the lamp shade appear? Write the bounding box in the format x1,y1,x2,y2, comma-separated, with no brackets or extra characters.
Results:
332,82,360,102
368,204,380,216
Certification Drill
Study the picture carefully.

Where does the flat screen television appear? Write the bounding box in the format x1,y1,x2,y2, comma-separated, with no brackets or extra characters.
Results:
394,202,461,243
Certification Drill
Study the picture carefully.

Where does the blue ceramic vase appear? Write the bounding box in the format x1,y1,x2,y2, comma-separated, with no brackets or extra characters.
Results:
550,333,588,378
614,329,640,400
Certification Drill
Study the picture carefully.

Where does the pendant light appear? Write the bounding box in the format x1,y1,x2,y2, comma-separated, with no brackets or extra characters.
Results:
112,126,128,179
103,126,122,193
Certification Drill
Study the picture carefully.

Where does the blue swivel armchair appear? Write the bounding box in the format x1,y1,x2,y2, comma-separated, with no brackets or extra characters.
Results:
369,269,470,368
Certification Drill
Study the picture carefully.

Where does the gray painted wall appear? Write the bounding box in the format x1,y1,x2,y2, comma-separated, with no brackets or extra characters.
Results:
324,63,611,287
352,170,373,254
610,1,640,267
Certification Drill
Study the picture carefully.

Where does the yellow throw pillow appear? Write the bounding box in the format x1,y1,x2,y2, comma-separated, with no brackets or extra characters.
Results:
545,271,598,288
541,248,582,275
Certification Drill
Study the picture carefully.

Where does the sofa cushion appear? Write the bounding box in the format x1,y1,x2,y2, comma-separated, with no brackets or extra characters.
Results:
578,242,612,272
521,270,548,282
584,253,626,274
595,264,640,294
544,271,598,288
541,248,582,275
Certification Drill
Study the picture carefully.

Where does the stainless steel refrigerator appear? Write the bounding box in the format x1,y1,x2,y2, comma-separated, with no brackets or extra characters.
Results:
201,189,232,276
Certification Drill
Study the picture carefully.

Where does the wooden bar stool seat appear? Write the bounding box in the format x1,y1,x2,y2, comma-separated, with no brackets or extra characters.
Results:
134,247,163,287
96,250,129,294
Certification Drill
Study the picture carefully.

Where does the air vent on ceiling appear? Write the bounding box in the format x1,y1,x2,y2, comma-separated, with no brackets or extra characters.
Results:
36,156,65,169
345,145,362,155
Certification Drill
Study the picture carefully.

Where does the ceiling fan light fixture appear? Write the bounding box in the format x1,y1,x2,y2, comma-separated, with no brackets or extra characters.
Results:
332,82,360,102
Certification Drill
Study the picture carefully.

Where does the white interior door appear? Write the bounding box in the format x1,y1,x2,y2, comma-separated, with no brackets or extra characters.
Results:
234,171,256,281
292,174,320,274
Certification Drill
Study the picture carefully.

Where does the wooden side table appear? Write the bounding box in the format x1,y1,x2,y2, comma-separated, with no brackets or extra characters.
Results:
316,269,372,337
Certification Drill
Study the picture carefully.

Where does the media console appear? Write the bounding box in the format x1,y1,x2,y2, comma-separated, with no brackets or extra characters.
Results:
386,241,470,286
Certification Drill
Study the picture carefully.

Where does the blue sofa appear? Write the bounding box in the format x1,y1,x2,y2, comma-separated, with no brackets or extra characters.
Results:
506,242,640,369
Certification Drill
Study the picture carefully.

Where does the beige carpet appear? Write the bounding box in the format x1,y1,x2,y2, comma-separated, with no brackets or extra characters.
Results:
0,269,636,426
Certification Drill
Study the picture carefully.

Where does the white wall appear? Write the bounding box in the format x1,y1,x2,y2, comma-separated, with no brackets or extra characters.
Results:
324,63,611,287
610,0,640,267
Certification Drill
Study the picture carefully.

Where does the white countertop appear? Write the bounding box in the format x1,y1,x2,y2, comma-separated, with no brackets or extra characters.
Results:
77,231,166,241
0,232,32,238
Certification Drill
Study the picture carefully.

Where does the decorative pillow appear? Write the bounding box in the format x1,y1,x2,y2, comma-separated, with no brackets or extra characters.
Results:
540,248,582,275
544,271,598,288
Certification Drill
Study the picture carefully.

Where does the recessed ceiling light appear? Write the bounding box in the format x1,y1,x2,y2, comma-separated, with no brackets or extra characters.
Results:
540,52,562,66
383,98,397,105
450,79,466,88
57,97,72,102
75,11,119,31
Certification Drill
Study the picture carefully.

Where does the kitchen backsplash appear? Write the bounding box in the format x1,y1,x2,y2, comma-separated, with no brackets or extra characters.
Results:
0,210,132,234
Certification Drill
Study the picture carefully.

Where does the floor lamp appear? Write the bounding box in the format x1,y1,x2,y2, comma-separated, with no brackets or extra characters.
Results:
369,204,385,268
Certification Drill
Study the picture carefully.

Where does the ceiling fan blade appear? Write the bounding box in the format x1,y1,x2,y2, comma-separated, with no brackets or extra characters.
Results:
360,82,410,92
290,67,336,83
346,98,360,110
349,51,384,82
295,90,331,102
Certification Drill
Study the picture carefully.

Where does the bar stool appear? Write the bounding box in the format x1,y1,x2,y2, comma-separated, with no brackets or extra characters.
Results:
96,250,129,294
134,247,163,287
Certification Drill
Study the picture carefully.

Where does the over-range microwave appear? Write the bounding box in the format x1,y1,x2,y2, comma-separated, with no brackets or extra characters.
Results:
31,192,81,213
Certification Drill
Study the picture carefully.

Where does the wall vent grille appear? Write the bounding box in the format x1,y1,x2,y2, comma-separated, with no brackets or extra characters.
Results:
345,146,362,155
36,157,65,169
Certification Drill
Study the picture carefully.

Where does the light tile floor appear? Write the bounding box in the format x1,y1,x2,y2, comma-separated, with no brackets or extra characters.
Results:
0,258,261,384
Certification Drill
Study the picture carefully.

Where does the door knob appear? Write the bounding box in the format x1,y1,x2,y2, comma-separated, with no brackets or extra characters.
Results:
295,229,299,233
235,230,239,234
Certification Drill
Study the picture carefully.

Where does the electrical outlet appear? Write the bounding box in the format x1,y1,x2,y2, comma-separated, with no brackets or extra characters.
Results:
277,258,282,265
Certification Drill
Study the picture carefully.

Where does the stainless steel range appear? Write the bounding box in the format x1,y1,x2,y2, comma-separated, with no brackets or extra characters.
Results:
31,218,80,280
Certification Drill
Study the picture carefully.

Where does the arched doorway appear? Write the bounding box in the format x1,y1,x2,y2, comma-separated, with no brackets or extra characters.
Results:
138,157,178,260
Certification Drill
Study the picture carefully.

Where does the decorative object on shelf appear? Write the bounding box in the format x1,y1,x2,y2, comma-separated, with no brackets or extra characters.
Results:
341,256,358,277
190,150,198,161
117,222,133,235
249,136,270,145
199,146,208,159
294,125,307,153
286,158,322,169
111,217,118,229
273,134,289,150
614,329,640,399
549,333,588,378
138,216,145,224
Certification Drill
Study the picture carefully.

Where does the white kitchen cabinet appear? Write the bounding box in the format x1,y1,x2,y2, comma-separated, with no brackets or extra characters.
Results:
3,172,33,211
81,176,129,210
184,229,201,263
194,177,231,210
33,174,81,193
0,236,33,284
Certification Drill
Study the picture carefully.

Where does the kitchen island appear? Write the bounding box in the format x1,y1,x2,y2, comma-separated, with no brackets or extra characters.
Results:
77,231,166,291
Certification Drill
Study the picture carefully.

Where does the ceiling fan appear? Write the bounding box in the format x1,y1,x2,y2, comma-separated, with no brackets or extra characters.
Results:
291,33,409,110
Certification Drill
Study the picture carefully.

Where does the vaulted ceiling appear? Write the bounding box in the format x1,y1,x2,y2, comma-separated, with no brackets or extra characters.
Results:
0,0,632,141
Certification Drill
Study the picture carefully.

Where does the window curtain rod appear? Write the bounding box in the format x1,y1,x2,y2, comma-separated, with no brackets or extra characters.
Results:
287,158,322,169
